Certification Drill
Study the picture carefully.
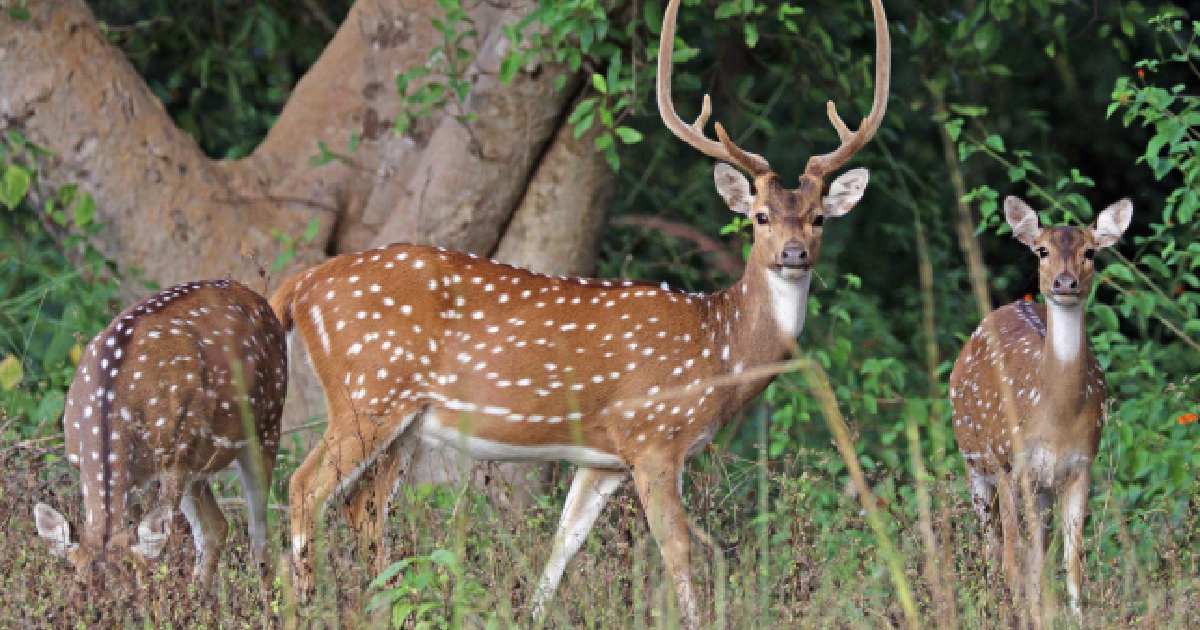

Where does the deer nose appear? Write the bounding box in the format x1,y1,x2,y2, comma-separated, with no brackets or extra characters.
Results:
779,241,808,267
1052,273,1079,293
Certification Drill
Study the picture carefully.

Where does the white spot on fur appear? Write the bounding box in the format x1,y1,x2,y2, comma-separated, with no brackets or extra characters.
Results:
309,305,331,354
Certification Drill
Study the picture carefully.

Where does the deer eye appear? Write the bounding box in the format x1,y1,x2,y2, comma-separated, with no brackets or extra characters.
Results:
812,215,825,227
1083,248,1095,260
755,212,769,225
1037,247,1049,259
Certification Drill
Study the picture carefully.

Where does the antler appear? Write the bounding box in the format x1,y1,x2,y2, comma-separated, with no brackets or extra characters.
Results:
804,0,891,178
656,0,771,176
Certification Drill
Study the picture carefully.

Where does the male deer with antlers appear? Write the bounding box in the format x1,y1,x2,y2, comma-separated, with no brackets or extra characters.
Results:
33,280,287,584
950,197,1132,626
272,0,889,625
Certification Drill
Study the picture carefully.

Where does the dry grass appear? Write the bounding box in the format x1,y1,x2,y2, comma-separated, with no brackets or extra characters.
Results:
0,438,1195,629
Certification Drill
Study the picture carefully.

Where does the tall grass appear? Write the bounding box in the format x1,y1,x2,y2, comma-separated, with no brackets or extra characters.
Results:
1,425,1194,628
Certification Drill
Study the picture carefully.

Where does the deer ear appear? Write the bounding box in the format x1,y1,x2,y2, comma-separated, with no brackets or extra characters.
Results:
131,505,173,559
822,168,869,217
1004,196,1041,248
34,502,76,558
714,163,753,215
1092,199,1133,249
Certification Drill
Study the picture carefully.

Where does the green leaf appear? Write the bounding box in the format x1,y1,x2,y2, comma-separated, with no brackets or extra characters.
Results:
591,73,608,95
973,22,998,54
1104,262,1135,284
1094,303,1119,332
369,561,408,589
715,2,740,20
614,127,643,144
744,22,759,48
0,164,32,210
0,355,23,391
594,132,614,151
429,549,457,568
984,134,1006,153
943,119,964,142
72,193,96,228
34,391,65,426
948,104,988,117
301,216,321,243
499,53,521,84
573,110,595,139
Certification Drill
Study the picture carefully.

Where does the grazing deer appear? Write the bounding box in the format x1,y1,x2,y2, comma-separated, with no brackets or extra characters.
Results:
271,0,889,625
950,197,1132,625
33,279,288,584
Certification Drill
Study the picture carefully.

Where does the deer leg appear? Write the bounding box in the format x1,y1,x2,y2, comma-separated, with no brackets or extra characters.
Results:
288,410,418,600
529,467,627,621
632,458,699,630
994,473,1023,608
968,468,1000,571
180,480,228,585
236,443,275,579
345,416,421,577
1060,471,1088,623
1023,488,1052,630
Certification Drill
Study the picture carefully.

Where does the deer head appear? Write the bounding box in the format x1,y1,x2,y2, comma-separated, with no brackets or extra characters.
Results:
657,0,889,282
34,502,173,578
1004,197,1133,307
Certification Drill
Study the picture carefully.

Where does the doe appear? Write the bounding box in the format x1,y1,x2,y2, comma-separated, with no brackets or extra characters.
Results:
949,197,1132,625
273,0,889,626
34,279,288,584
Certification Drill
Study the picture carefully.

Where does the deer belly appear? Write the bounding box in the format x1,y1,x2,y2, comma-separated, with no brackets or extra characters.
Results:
1016,443,1091,489
418,408,625,469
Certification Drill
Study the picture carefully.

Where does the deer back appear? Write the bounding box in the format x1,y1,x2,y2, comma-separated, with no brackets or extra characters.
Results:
62,279,287,549
279,244,769,463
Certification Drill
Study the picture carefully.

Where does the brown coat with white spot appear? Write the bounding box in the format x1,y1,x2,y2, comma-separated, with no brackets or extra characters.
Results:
277,1,891,625
34,279,287,583
950,300,1105,476
949,196,1132,625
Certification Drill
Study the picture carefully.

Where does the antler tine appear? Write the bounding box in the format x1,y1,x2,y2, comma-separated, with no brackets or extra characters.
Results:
690,94,712,133
805,0,891,177
826,101,853,143
657,0,770,176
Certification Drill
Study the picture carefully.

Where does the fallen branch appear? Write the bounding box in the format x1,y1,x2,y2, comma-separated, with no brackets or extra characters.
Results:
611,215,743,277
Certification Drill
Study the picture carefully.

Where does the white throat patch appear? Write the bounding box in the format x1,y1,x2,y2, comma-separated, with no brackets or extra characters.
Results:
1046,301,1083,362
766,271,811,338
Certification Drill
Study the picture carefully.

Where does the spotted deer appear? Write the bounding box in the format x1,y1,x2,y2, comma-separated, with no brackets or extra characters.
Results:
950,197,1132,625
33,279,288,584
271,0,889,625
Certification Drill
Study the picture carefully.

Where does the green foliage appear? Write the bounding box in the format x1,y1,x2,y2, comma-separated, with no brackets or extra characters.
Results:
92,0,353,158
595,0,1197,569
1100,11,1200,523
1,2,1195,622
0,133,121,438
367,546,494,629
392,0,479,137
939,10,1200,530
269,215,323,273
510,0,648,170
364,484,499,629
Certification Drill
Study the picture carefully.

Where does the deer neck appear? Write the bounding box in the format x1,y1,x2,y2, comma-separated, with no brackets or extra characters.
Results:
1037,300,1089,412
714,265,811,373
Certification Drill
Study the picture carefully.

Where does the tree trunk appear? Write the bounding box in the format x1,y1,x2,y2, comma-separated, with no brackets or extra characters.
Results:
0,0,616,495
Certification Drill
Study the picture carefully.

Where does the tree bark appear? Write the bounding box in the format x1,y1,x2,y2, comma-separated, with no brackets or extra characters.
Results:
1,0,617,494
